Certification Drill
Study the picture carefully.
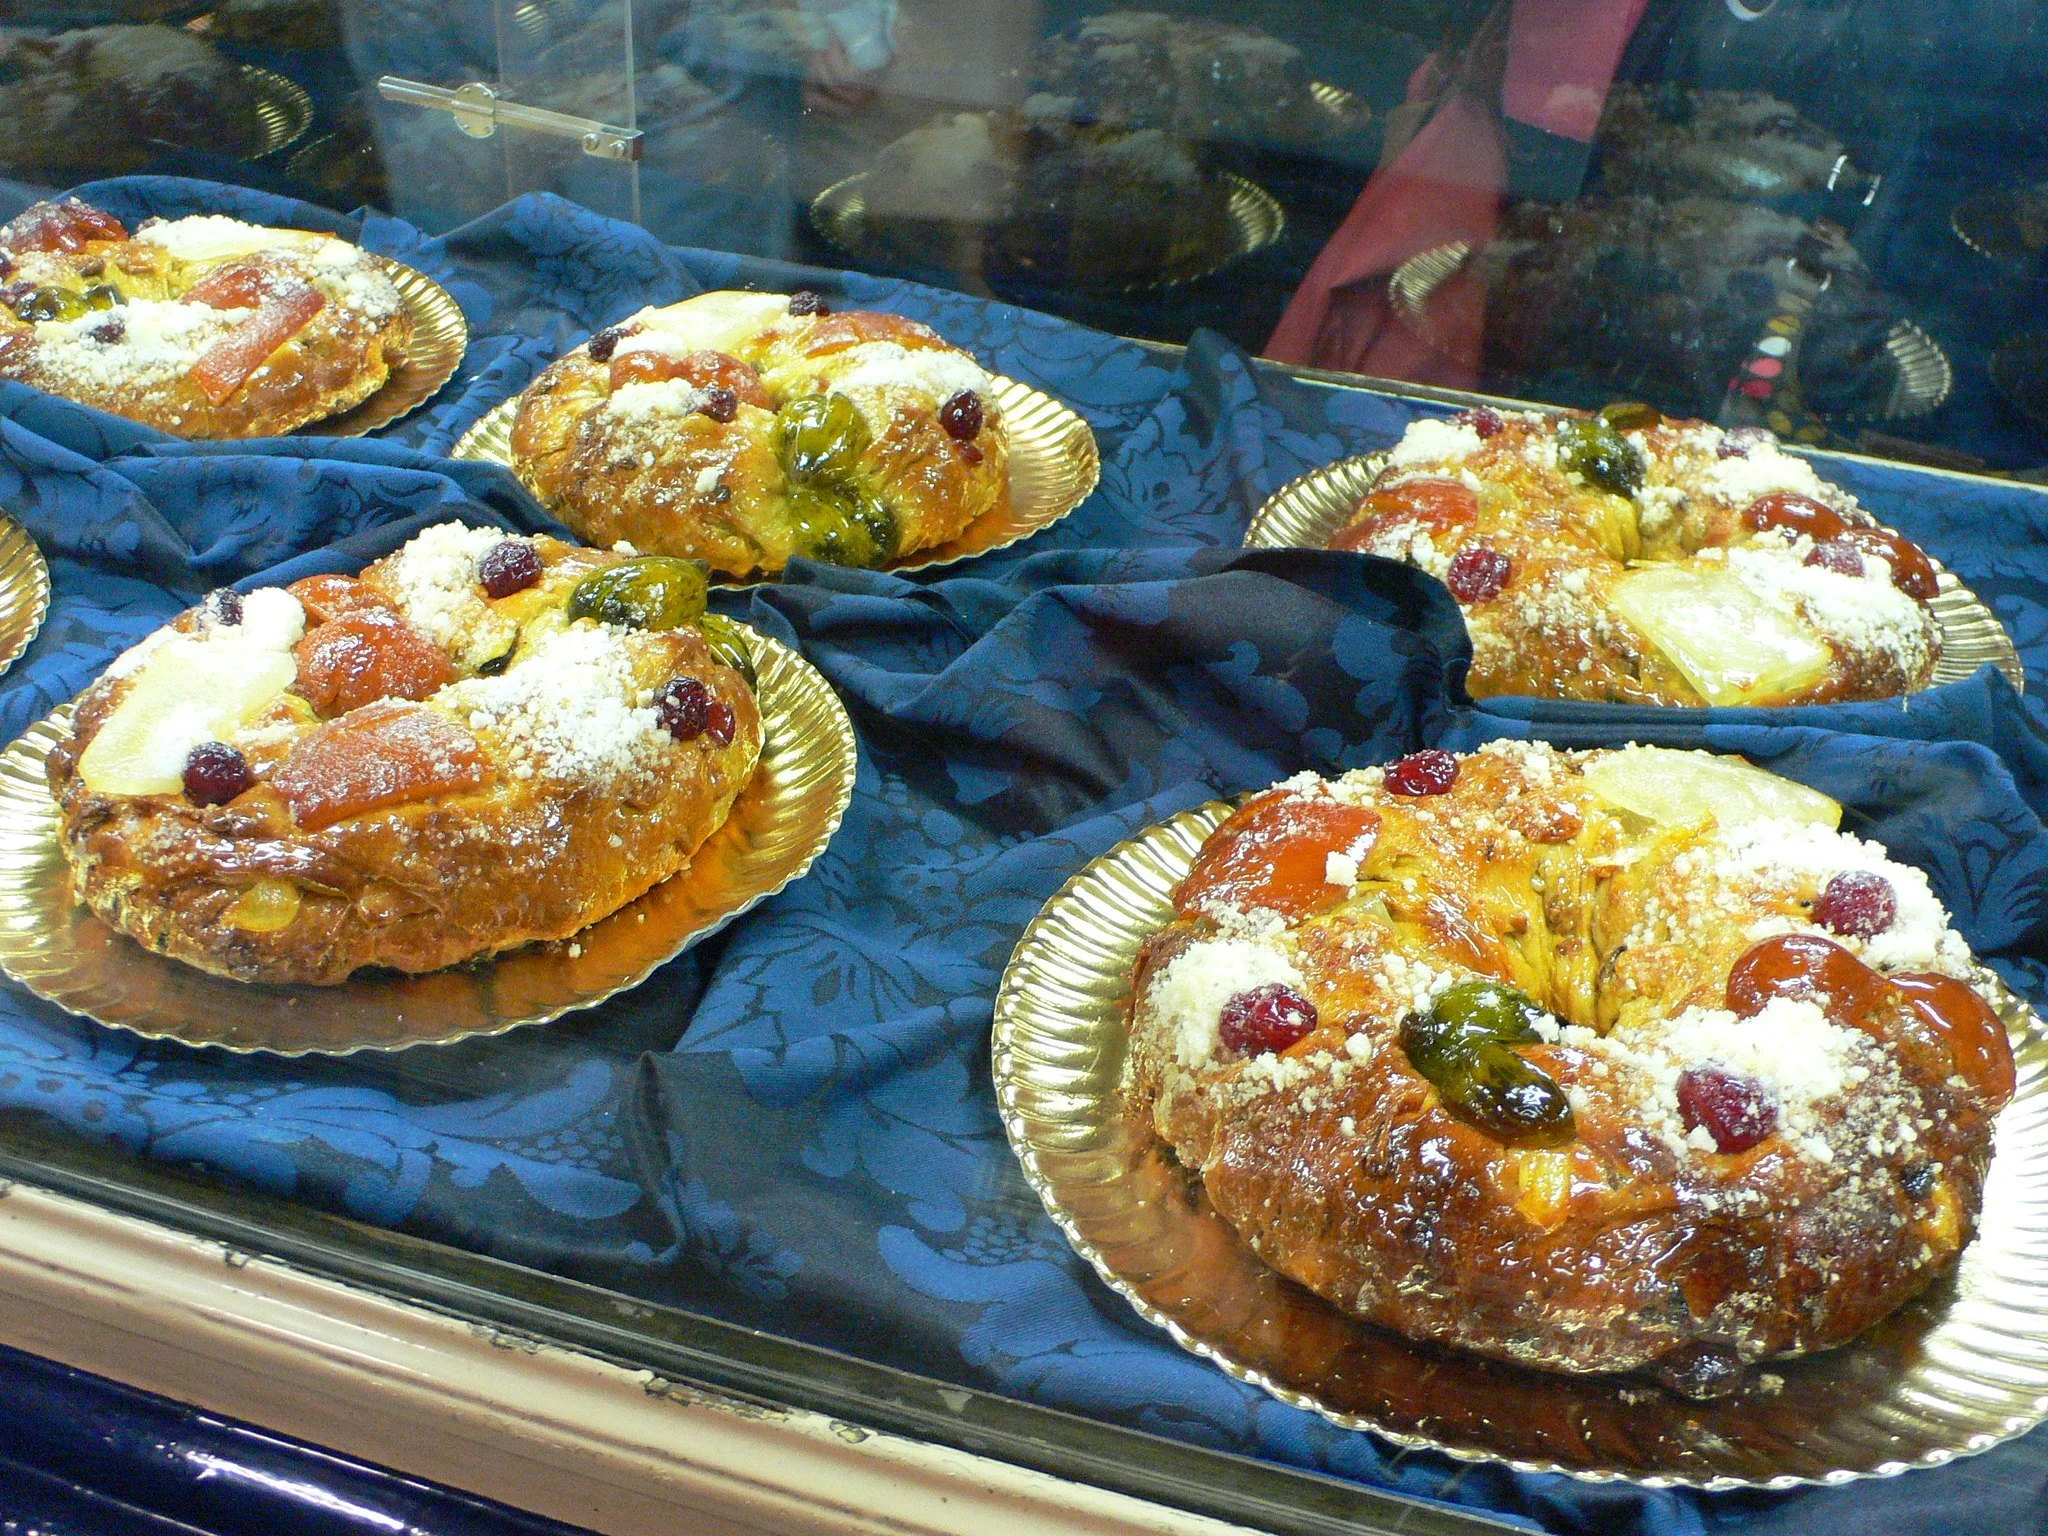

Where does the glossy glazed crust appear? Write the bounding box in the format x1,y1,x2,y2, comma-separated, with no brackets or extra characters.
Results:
1328,413,1941,706
47,540,761,985
0,232,411,438
509,298,1009,578
1124,748,2000,1380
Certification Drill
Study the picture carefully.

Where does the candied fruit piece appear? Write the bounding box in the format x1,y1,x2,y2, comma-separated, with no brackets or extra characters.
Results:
940,390,985,441
1725,932,1892,1031
787,290,830,316
288,574,396,625
187,283,327,405
226,877,301,933
1176,791,1381,920
1804,537,1865,577
1892,972,2016,1107
1742,491,1845,542
654,677,712,741
1446,546,1511,602
1218,983,1317,1056
477,540,542,599
607,347,771,406
1677,1066,1777,1153
1454,406,1504,437
1330,477,1479,553
1386,748,1458,796
294,609,458,718
1400,980,1574,1147
1813,869,1897,937
182,741,252,806
271,701,487,832
1841,527,1939,601
0,200,126,255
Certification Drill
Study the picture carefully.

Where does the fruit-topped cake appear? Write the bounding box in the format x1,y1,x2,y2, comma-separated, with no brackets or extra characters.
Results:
507,289,1010,580
1328,405,1946,706
1125,742,2014,1395
0,199,414,438
48,525,761,984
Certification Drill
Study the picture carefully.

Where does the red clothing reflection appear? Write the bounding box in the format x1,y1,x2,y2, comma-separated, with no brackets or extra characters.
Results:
1266,0,1649,382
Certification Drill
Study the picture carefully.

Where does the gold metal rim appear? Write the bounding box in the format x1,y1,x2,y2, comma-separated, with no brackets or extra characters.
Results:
992,794,2048,1486
0,517,50,682
302,256,468,438
0,624,855,1055
240,65,315,159
451,372,1100,584
1246,452,2026,697
807,169,1284,295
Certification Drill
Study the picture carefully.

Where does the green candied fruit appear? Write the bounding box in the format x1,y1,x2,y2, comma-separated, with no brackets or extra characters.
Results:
1558,416,1646,497
1597,400,1662,433
1399,979,1575,1147
695,612,757,687
567,555,709,631
777,392,871,484
787,484,899,569
11,285,88,323
81,284,120,312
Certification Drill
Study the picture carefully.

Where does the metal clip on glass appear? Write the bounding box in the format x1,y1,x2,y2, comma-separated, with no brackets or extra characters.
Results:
375,77,643,163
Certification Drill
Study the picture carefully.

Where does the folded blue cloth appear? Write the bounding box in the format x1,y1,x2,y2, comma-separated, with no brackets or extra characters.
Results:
3,178,2047,1536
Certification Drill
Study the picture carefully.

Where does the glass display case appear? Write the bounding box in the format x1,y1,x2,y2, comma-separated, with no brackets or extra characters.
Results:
0,2,2045,1533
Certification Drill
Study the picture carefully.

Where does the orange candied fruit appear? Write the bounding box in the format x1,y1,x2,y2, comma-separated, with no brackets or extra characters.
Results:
1330,477,1480,554
270,700,486,832
1176,790,1382,920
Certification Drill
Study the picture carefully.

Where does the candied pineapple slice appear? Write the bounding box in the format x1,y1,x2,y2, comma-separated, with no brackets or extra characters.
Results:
1610,564,1831,706
78,643,295,796
1581,746,1841,832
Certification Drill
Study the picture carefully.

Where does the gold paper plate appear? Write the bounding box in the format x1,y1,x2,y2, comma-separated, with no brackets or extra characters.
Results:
807,170,1284,295
1247,452,2026,696
0,626,854,1055
302,257,468,438
993,796,2048,1486
452,373,1099,582
240,66,315,159
0,517,50,682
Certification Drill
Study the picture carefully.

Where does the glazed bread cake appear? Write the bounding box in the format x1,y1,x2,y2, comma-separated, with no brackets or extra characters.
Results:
509,289,1009,579
1126,743,2014,1395
50,526,761,984
1330,405,1943,705
0,199,413,438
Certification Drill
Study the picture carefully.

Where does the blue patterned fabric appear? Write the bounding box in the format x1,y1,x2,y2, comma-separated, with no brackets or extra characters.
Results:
3,178,2048,1536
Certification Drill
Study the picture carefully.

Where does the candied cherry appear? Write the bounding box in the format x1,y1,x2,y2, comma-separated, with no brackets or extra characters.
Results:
1743,491,1845,542
698,386,739,424
478,540,543,599
1385,748,1458,797
1446,546,1511,603
182,741,252,806
89,317,125,345
1677,1066,1777,1153
206,587,243,626
1454,406,1504,438
1842,527,1939,602
787,290,830,316
586,324,631,362
1812,869,1897,938
1218,983,1318,1056
1804,537,1865,578
939,389,985,441
706,697,737,747
654,677,712,741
